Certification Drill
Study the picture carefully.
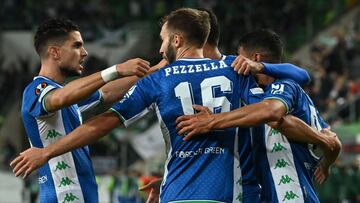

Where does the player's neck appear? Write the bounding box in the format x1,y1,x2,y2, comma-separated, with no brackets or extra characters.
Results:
38,60,66,84
203,44,222,60
176,46,204,60
255,74,275,86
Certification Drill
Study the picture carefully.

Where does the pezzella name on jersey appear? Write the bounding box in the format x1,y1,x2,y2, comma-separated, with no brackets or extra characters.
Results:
164,60,229,77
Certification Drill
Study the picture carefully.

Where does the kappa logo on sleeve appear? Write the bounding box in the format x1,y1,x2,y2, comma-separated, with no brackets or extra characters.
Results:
120,85,137,103
271,84,284,94
35,82,48,95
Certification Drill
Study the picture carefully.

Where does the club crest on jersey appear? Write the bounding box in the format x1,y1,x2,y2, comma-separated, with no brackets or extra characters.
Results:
271,84,284,94
35,82,48,95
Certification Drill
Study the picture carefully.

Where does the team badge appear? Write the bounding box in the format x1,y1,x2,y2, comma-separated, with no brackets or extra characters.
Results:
35,82,47,95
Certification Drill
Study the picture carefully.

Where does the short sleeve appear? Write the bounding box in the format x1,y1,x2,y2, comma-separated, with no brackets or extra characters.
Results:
23,78,58,117
77,90,103,113
109,75,159,127
240,76,264,105
263,80,299,113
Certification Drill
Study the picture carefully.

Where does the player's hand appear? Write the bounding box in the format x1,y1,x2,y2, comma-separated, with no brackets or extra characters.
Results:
314,159,331,184
176,105,214,141
116,58,150,78
231,55,264,75
319,128,341,152
148,59,168,74
10,147,49,179
314,128,341,184
139,178,162,203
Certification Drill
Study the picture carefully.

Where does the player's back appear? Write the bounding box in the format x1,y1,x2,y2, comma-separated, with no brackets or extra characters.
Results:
158,57,259,202
112,57,259,202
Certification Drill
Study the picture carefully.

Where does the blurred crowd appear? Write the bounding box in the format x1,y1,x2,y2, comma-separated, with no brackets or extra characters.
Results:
302,19,360,123
1,0,359,117
315,157,360,203
1,0,357,48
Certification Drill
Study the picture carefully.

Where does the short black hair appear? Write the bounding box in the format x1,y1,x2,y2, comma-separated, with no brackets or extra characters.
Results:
161,8,210,48
34,18,80,57
197,8,220,46
238,29,283,62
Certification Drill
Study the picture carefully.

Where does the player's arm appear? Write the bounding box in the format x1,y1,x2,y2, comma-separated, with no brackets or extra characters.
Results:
100,59,167,105
261,63,310,86
176,99,286,139
10,110,122,178
11,72,157,178
210,99,286,127
270,115,340,152
44,58,150,112
177,80,297,139
99,76,138,105
231,55,310,86
314,136,341,184
273,109,341,184
139,178,162,203
177,103,340,153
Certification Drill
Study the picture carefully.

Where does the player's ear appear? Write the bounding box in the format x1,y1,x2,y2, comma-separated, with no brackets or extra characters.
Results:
254,53,262,62
173,34,183,48
48,46,61,60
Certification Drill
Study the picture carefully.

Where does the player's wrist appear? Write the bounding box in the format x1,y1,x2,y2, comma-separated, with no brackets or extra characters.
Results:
258,62,265,73
209,114,220,130
42,147,53,161
318,133,334,152
101,65,119,83
314,132,331,151
321,154,334,169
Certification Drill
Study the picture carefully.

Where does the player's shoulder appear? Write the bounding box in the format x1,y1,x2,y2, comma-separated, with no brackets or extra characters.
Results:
23,76,60,98
222,54,236,61
273,78,300,87
221,54,236,64
267,78,302,95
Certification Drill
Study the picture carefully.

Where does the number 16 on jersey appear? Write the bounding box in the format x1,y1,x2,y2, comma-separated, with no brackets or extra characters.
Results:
175,76,233,115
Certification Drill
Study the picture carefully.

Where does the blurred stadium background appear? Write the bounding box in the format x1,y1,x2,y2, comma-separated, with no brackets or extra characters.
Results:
0,0,360,202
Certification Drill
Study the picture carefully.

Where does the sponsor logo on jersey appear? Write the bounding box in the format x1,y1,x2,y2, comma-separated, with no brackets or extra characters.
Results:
282,191,300,201
38,175,48,184
271,142,287,152
54,161,71,172
46,129,63,140
62,193,80,203
274,159,290,169
278,175,295,185
303,162,313,170
58,177,75,187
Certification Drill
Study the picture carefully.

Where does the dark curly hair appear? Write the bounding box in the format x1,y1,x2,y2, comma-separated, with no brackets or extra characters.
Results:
34,18,80,57
238,29,283,63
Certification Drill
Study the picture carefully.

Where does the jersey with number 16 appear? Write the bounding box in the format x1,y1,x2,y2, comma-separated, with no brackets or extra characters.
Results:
110,56,258,202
